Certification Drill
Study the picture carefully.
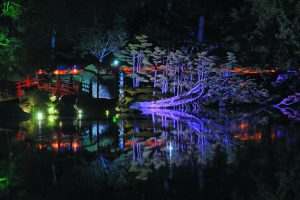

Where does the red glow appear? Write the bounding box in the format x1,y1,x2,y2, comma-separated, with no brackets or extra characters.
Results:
53,69,68,75
16,130,25,141
36,143,47,150
70,68,83,75
271,132,276,140
146,139,164,146
253,132,262,140
72,141,79,151
51,142,59,150
37,69,46,75
125,141,136,147
233,132,262,142
239,123,248,130
121,66,278,75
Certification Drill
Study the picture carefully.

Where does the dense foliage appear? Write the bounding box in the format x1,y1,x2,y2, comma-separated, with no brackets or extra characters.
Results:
0,0,23,79
117,35,269,109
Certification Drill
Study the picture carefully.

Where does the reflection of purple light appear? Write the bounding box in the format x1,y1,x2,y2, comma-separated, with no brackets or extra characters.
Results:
134,126,139,133
277,130,284,138
119,138,124,150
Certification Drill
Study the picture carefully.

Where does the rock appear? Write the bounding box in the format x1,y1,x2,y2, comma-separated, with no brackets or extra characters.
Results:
0,99,31,119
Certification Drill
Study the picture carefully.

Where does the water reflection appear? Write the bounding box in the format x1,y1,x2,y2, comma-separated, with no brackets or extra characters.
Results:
16,117,116,153
2,107,299,181
1,107,300,199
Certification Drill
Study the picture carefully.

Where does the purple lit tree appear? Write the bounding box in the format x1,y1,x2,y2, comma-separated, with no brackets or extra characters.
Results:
118,36,269,109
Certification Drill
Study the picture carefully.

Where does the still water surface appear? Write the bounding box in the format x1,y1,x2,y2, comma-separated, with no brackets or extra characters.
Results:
0,107,300,200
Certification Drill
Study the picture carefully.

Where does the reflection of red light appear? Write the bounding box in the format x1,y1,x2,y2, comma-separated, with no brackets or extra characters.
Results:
52,142,59,150
37,69,45,75
16,131,24,141
72,141,78,151
234,132,262,142
233,135,241,139
254,132,262,141
240,134,249,141
239,123,248,130
36,143,47,150
271,132,276,140
60,142,70,148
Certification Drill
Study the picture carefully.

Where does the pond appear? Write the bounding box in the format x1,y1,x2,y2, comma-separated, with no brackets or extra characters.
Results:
0,107,300,200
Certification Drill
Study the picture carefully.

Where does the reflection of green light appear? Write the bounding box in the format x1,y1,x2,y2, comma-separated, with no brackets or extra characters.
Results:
48,106,58,115
0,177,7,182
37,112,43,120
78,109,83,119
113,116,117,123
105,110,109,118
48,115,58,125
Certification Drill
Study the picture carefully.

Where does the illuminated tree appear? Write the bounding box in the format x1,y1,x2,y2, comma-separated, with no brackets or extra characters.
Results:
118,36,269,109
117,35,152,88
76,25,127,98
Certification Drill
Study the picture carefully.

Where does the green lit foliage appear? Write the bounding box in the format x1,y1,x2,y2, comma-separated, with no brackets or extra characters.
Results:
0,0,23,78
0,156,22,198
19,89,49,113
117,35,153,87
0,28,21,61
47,102,58,115
1,1,22,21
115,35,154,110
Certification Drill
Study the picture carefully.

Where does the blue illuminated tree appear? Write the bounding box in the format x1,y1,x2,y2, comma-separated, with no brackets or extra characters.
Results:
76,25,127,98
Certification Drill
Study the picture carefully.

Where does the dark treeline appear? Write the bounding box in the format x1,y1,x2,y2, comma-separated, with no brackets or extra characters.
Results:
1,0,300,79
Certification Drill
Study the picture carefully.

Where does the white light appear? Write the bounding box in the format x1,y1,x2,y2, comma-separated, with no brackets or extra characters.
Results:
112,59,120,66
37,112,43,120
114,60,119,65
167,142,173,151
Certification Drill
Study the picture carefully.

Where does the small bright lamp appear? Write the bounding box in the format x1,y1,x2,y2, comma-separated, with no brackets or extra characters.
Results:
37,112,43,120
111,59,120,66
